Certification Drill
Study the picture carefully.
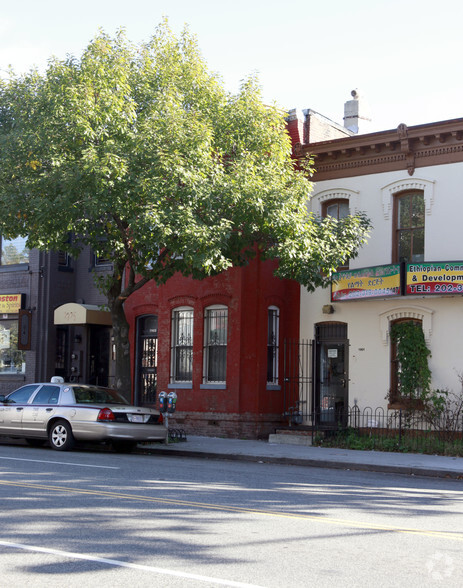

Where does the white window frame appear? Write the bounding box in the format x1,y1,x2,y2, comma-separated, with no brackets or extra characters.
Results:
171,307,194,383
203,305,228,385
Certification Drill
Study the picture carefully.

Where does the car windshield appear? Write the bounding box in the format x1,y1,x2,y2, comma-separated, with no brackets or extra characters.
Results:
72,386,130,405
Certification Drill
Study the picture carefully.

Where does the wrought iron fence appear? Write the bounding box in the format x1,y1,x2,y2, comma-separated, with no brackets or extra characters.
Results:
310,406,463,455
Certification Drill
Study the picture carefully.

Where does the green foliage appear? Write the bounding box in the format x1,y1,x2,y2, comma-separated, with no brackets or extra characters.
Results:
0,21,369,294
0,21,370,388
315,426,463,456
422,377,463,437
390,321,431,402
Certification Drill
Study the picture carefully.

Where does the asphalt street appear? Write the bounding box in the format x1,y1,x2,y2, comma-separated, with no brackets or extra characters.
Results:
0,439,462,587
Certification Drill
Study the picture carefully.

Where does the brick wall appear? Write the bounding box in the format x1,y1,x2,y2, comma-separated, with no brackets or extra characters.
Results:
167,410,286,440
305,111,352,143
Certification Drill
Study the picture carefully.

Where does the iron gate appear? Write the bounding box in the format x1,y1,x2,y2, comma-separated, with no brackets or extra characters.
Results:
283,339,313,424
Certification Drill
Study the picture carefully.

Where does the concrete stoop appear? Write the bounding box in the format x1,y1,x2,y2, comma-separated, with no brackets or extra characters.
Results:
268,431,313,446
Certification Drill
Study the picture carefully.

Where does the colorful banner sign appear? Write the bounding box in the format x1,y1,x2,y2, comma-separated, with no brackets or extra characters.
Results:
331,265,401,301
407,262,463,295
0,294,23,314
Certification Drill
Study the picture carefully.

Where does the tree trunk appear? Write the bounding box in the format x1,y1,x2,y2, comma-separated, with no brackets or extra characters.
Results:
110,297,132,402
105,262,150,403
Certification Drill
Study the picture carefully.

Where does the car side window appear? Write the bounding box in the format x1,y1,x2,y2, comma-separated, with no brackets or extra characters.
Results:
6,385,40,404
31,385,61,405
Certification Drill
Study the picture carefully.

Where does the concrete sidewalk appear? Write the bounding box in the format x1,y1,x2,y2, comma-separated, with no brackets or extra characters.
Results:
141,435,463,479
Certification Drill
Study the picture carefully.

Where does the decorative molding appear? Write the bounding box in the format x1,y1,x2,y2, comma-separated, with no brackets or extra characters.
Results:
379,305,434,345
381,177,435,219
397,123,416,175
265,294,285,307
167,295,197,307
303,118,463,181
200,293,232,306
314,152,406,175
311,188,360,215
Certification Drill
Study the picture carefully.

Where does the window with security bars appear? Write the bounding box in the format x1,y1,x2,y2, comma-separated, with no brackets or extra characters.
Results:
58,250,70,267
393,191,425,263
136,315,158,405
203,306,228,383
171,308,193,382
267,307,279,385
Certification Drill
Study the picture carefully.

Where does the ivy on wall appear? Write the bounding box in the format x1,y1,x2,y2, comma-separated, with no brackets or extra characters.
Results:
390,321,431,402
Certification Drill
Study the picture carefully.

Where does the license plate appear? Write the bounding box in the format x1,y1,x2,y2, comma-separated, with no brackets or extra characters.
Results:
129,414,144,423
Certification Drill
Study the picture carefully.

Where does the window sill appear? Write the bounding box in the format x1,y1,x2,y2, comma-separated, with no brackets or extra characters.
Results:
266,384,281,391
200,383,226,390
168,382,192,389
0,263,29,273
388,399,424,410
89,265,113,273
0,373,26,381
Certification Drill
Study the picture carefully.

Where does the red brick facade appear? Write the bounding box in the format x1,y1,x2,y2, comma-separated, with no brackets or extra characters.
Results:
124,255,300,439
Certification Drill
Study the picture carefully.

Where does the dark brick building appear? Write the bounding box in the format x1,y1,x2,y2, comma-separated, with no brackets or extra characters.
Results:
0,237,114,396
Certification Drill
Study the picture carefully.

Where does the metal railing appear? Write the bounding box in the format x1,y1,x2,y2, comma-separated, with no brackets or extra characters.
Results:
308,406,463,455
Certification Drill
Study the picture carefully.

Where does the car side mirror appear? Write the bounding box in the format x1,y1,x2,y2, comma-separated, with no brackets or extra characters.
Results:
0,395,6,403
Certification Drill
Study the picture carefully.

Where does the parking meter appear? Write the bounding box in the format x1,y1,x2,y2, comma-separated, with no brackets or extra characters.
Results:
167,391,177,414
158,391,167,413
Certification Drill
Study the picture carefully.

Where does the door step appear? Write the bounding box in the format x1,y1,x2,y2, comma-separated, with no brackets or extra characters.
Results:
268,431,313,446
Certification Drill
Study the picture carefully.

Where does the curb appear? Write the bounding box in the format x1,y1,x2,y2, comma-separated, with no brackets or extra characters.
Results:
137,446,463,479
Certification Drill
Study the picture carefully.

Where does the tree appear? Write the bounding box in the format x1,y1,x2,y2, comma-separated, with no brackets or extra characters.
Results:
0,22,370,395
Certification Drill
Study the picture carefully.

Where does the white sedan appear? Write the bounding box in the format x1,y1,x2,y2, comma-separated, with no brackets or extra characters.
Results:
0,377,167,451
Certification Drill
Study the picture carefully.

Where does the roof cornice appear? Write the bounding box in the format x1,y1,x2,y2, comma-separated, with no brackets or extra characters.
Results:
297,118,463,180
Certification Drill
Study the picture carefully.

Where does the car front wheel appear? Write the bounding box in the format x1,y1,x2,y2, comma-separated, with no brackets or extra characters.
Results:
49,420,75,451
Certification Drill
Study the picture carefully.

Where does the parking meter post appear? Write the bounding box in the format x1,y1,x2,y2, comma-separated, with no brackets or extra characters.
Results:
167,391,177,413
158,391,168,444
164,413,169,443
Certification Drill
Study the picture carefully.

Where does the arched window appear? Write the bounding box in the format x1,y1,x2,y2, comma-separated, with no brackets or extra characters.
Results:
389,318,430,406
322,199,350,270
171,307,193,383
393,191,425,263
203,305,228,384
322,199,349,220
135,315,158,405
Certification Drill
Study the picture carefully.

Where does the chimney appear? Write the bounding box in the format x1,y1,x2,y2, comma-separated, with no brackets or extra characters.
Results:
286,108,305,147
343,89,371,134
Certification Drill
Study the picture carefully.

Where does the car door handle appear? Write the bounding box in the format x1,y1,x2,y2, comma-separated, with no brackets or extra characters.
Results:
16,407,24,411
46,408,53,412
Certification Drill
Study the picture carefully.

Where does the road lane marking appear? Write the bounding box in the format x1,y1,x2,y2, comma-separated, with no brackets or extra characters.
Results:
0,479,462,542
0,456,119,469
0,540,265,588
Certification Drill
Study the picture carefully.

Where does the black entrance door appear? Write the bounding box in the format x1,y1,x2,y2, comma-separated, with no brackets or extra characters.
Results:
135,315,158,405
89,326,110,387
314,323,348,425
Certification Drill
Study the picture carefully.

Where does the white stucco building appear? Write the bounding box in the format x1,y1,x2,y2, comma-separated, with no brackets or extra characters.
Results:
288,109,463,424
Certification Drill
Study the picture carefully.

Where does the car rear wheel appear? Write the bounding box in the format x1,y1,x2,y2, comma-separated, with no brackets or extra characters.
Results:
49,420,75,451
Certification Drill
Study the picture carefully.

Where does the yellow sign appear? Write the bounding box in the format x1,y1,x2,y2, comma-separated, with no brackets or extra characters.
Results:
407,262,463,295
332,265,401,301
0,294,23,313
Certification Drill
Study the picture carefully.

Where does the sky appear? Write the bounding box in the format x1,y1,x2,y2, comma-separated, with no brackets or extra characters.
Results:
1,0,462,133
